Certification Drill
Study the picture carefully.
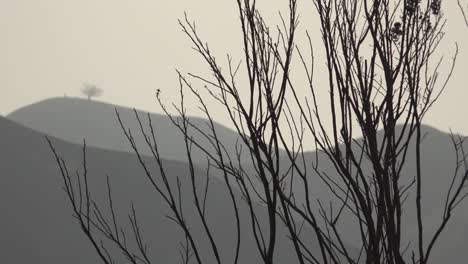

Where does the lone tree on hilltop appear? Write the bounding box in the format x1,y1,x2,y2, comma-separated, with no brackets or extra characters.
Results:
49,1,467,264
81,83,103,100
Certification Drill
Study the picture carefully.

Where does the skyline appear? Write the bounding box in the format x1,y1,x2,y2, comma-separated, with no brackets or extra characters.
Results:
2,0,468,134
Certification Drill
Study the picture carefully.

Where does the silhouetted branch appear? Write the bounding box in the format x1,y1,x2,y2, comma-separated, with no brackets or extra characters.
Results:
459,0,468,27
48,1,467,264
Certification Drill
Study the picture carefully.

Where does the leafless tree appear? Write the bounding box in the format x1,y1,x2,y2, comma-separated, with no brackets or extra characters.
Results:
48,1,467,264
81,83,103,100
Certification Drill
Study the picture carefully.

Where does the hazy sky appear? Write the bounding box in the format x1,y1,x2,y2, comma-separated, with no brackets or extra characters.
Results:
2,0,467,133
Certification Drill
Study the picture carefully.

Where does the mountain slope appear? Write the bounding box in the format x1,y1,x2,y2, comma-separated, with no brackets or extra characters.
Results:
289,125,468,263
0,116,305,263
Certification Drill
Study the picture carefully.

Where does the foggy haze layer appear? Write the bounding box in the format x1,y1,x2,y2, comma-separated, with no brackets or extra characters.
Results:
2,0,467,134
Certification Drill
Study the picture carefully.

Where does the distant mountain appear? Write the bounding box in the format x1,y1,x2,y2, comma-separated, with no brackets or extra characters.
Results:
0,116,313,263
287,125,468,263
7,97,248,164
4,97,468,262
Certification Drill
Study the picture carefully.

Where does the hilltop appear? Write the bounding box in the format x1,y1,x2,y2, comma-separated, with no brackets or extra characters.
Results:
7,97,246,164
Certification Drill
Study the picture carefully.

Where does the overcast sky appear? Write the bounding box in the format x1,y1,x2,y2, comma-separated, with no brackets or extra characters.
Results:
2,0,467,134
